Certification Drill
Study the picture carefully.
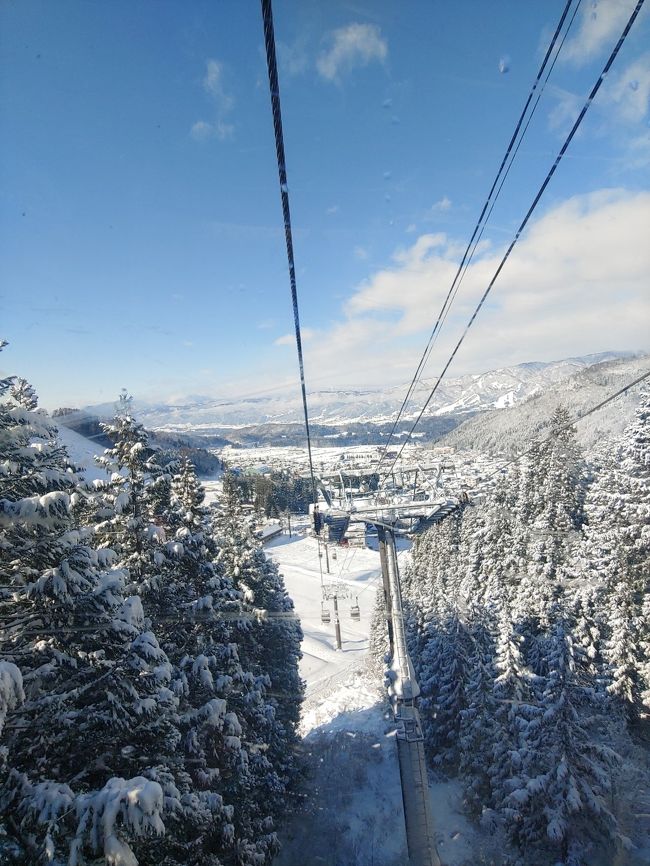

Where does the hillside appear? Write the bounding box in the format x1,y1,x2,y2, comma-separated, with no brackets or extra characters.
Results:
439,354,649,455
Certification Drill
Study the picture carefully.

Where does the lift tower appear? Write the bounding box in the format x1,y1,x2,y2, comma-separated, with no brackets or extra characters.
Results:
318,472,460,865
376,522,441,866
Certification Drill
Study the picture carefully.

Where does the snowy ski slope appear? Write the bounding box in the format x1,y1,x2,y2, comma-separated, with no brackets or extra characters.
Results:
267,529,480,866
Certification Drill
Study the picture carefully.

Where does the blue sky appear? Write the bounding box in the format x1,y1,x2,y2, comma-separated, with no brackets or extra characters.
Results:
1,0,649,408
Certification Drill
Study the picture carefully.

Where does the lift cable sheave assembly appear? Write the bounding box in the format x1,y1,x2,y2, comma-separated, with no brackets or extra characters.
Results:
381,0,646,482
375,0,581,475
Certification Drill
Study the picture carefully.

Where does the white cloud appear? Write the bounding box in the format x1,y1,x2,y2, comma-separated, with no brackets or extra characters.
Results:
190,120,212,140
191,59,235,141
601,53,650,122
431,196,452,213
547,86,583,133
274,328,316,347
190,120,233,141
316,23,387,82
202,60,233,109
626,130,650,168
278,37,309,77
326,204,340,215
290,189,650,388
562,0,640,65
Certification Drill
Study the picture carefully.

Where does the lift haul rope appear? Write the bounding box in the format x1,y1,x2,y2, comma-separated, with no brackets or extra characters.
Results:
260,0,317,508
376,0,581,472
260,0,326,585
382,0,646,481
409,0,583,419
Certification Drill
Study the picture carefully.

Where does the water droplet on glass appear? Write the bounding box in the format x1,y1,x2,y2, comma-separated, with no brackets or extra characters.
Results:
498,55,510,74
385,194,391,203
382,98,392,109
383,170,392,180
280,182,288,193
629,79,639,92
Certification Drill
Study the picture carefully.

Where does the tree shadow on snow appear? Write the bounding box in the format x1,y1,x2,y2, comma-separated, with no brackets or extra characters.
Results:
275,702,409,866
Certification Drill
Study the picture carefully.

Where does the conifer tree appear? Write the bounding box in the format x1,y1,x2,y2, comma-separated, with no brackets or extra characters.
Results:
418,610,468,768
0,360,182,865
93,406,292,864
604,580,643,723
216,490,304,794
529,407,584,583
507,619,623,865
368,587,390,676
458,606,498,817
92,392,167,594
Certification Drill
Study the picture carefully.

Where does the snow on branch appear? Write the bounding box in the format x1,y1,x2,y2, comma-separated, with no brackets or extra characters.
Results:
70,776,165,866
0,661,24,732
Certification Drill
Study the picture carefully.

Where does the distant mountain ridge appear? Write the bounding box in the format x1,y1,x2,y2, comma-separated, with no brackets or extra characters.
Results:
99,351,641,432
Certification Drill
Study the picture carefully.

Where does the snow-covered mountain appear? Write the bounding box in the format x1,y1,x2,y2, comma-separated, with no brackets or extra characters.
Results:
104,351,641,432
441,353,649,455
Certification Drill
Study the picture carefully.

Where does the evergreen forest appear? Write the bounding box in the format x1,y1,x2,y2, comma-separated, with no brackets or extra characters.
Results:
0,347,304,866
370,399,650,865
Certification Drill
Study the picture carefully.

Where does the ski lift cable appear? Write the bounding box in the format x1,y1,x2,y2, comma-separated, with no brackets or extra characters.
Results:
261,0,325,585
260,0,317,508
374,0,580,475
381,0,646,481
410,0,583,411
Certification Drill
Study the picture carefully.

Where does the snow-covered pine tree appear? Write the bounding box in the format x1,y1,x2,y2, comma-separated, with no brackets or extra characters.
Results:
476,470,519,607
92,409,293,864
456,504,486,605
486,596,534,829
617,388,650,596
571,389,650,720
368,587,390,676
528,407,585,584
568,587,604,687
215,489,304,804
511,439,543,577
0,360,184,865
418,607,468,769
507,617,624,866
91,391,168,595
604,580,643,723
458,604,498,817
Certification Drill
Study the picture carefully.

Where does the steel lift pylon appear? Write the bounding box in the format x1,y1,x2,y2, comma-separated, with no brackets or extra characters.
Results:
375,521,442,866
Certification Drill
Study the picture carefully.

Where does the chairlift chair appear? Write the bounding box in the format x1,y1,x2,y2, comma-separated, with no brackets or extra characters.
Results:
350,598,361,622
321,604,331,625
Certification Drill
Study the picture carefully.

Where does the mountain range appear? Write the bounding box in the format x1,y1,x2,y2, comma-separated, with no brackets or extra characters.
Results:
99,351,641,432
